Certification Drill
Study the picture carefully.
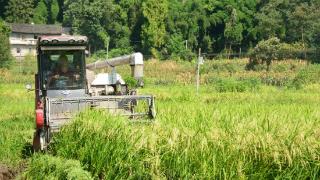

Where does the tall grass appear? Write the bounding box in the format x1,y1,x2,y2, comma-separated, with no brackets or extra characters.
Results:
51,112,154,179
45,85,320,179
116,59,316,90
1,59,320,179
0,84,34,166
23,155,93,179
0,56,36,84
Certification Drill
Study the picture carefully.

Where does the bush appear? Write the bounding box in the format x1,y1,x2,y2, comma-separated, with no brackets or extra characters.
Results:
92,48,133,60
279,43,305,59
109,48,133,58
272,64,287,73
0,21,13,69
212,78,260,92
242,77,262,90
201,62,243,74
23,155,93,180
154,79,175,86
247,37,281,71
161,33,196,61
261,76,291,87
288,65,320,89
123,76,138,88
247,38,304,71
163,49,195,62
310,48,320,63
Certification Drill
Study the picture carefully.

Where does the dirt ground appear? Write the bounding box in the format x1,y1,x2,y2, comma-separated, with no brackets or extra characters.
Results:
0,165,14,180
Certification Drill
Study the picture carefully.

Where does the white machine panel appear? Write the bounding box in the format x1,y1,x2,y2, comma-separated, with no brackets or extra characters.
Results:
91,73,125,86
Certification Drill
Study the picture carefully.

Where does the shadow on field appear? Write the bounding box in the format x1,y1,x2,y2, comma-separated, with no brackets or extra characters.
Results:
21,143,33,159
0,164,14,180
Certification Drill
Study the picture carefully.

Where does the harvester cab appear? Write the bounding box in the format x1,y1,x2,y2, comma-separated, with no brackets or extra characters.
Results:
33,35,156,151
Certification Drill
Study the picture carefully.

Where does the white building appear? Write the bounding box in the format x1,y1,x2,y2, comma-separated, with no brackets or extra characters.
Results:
8,23,70,59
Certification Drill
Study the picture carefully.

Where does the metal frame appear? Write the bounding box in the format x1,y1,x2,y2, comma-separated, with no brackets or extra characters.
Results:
36,95,155,150
46,95,155,131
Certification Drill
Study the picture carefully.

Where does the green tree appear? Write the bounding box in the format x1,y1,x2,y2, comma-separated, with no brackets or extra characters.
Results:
33,0,59,24
64,0,132,54
0,0,9,19
248,37,282,71
64,0,111,51
56,0,64,23
224,8,243,58
33,0,48,24
256,1,287,40
309,1,320,50
5,0,33,23
120,0,144,52
50,0,320,61
141,0,168,56
47,0,59,24
0,20,12,68
287,2,320,47
164,0,210,59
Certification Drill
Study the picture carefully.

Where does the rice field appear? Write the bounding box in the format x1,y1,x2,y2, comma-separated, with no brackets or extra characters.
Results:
1,59,320,179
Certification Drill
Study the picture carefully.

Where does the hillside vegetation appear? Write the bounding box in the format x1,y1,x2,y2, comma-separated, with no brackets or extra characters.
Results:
1,0,320,60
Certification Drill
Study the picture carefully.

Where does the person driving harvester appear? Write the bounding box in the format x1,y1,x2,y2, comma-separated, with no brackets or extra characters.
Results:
47,54,79,88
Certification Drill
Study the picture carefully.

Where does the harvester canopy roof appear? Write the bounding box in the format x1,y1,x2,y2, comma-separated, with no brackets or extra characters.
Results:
38,35,88,46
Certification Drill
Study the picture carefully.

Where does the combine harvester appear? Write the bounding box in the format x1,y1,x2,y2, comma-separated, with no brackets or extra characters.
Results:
29,35,156,151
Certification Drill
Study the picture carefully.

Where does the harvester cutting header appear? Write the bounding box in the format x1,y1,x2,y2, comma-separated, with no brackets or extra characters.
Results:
32,35,156,150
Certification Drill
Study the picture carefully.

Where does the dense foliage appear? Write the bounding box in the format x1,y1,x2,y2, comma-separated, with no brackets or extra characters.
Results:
4,0,34,23
0,20,12,68
0,0,319,59
24,155,93,179
247,37,306,71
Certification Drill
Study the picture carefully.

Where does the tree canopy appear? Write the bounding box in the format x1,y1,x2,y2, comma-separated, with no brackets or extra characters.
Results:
0,20,12,68
0,0,319,60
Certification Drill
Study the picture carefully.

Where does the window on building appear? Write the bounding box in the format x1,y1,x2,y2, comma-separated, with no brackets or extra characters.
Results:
17,48,21,54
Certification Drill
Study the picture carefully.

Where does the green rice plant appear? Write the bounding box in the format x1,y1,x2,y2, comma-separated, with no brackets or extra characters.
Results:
43,83,320,179
210,77,261,92
261,76,292,87
288,64,320,89
1,59,320,179
23,154,93,180
201,60,244,74
214,78,247,92
50,111,155,179
0,84,34,166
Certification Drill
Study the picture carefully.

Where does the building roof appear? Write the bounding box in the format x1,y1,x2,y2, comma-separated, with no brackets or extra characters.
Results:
9,23,64,35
